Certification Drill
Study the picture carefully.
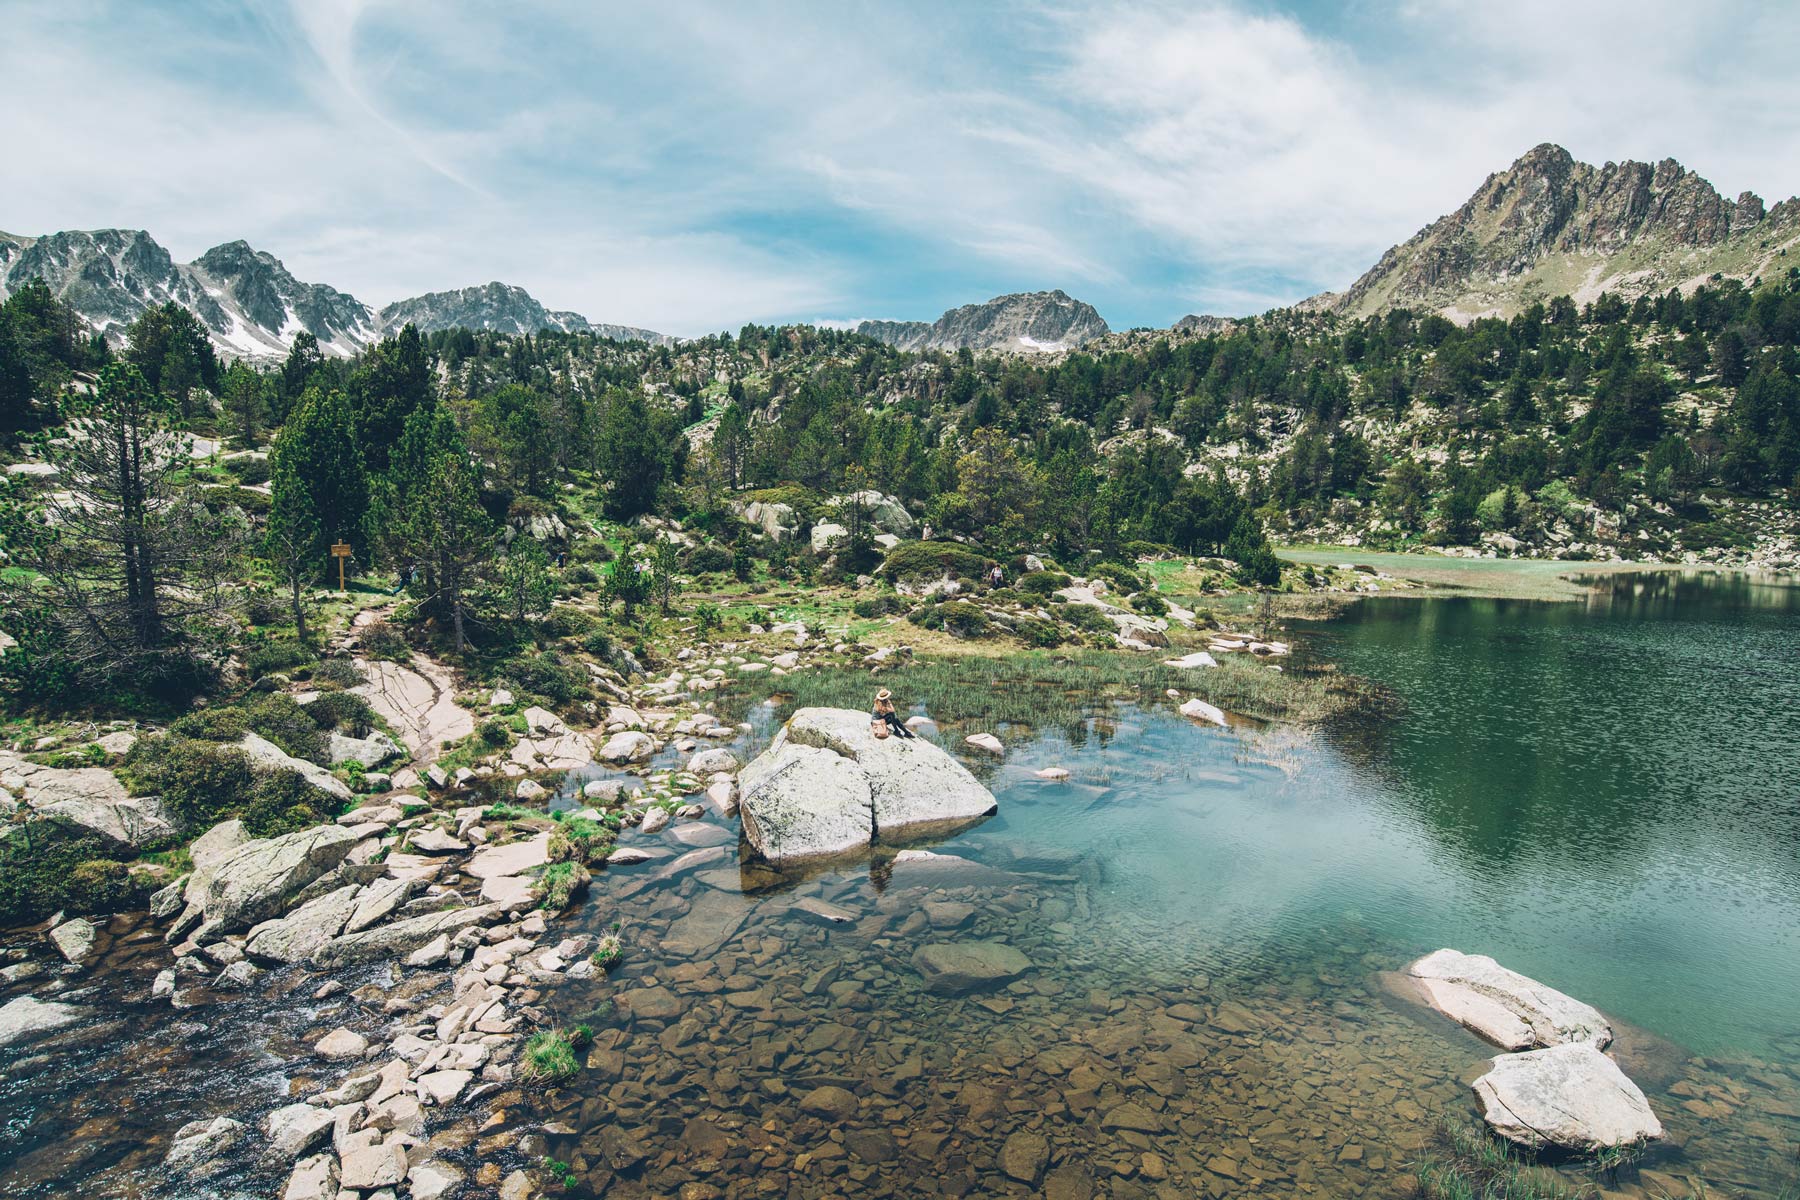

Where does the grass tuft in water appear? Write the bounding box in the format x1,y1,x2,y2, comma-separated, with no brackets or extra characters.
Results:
520,1029,583,1083
533,861,590,911
1413,1120,1597,1200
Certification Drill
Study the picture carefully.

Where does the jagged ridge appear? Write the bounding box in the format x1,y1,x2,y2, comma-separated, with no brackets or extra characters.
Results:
858,289,1109,353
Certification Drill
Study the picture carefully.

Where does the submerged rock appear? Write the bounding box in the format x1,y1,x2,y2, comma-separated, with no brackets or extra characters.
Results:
165,1116,245,1174
1472,1043,1664,1151
1178,698,1227,727
1407,948,1612,1050
738,707,997,864
911,941,1032,995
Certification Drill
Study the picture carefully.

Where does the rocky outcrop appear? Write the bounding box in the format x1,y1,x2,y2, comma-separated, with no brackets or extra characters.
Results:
738,708,997,863
200,825,362,931
0,752,174,849
310,903,501,969
327,730,401,769
731,499,801,543
1407,949,1611,1050
374,281,669,344
858,290,1109,353
1472,1044,1664,1151
825,490,916,537
1326,143,1800,320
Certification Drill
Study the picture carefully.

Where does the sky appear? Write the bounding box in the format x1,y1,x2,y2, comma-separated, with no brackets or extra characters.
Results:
4,0,1800,337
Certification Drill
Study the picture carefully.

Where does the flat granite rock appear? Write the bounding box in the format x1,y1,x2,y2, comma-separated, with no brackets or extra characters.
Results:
912,941,1032,995
1473,1043,1664,1151
1408,948,1611,1050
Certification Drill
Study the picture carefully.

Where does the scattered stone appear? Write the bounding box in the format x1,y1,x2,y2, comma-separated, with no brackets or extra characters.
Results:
639,807,671,835
465,833,553,881
1033,767,1070,781
409,1160,464,1200
165,1116,244,1172
1163,651,1219,669
799,1085,858,1120
1178,698,1227,727
998,1130,1049,1185
49,916,97,964
600,731,656,763
313,903,502,969
314,1027,368,1060
407,827,466,855
264,1102,334,1161
339,1141,408,1190
964,732,1005,756
790,897,856,924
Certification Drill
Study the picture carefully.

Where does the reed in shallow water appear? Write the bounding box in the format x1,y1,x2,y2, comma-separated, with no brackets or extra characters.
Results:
731,648,1384,730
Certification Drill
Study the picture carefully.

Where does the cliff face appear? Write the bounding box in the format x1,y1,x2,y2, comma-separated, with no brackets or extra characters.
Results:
859,290,1109,353
1326,144,1800,320
374,282,670,344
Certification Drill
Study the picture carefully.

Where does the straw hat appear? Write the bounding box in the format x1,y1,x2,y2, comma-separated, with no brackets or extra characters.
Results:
876,688,892,701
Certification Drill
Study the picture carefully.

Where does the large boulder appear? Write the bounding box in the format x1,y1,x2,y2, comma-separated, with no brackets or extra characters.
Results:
237,732,352,802
599,731,655,764
912,941,1032,995
827,490,916,537
782,708,997,836
731,499,800,543
202,825,362,931
737,744,872,863
809,522,849,554
1407,949,1612,1050
327,730,401,769
738,709,998,864
183,819,252,907
1472,1043,1664,1151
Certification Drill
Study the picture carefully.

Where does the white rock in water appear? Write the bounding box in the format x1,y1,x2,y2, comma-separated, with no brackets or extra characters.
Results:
1407,949,1612,1050
600,731,655,763
1473,1043,1663,1151
737,708,997,864
0,995,83,1045
1163,651,1219,669
1034,767,1070,781
49,916,97,964
1178,698,1227,727
964,733,1005,756
639,806,670,834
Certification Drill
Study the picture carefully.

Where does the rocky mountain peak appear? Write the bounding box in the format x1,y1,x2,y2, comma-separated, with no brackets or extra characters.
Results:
1327,143,1799,321
857,289,1109,353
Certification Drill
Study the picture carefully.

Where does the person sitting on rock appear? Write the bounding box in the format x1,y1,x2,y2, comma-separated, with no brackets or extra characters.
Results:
870,689,914,739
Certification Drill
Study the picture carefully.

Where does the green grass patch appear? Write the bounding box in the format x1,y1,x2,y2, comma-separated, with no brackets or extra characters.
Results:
520,1028,583,1084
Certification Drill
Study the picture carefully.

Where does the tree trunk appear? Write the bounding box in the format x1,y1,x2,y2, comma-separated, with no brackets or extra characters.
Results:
291,572,307,642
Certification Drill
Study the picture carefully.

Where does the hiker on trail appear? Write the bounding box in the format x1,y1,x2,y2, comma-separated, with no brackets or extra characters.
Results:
989,565,1004,588
870,688,914,740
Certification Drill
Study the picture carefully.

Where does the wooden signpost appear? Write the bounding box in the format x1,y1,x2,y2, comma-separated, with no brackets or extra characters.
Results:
331,542,352,591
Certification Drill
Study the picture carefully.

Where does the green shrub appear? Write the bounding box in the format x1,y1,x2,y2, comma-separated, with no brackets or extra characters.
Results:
1130,591,1169,617
1123,540,1177,559
936,601,991,638
1087,562,1146,594
683,544,734,574
1061,604,1116,634
224,456,272,486
548,815,615,864
564,562,598,585
542,606,601,638
0,819,138,922
305,691,376,737
985,587,1026,606
1018,571,1072,596
590,933,623,972
246,693,327,763
169,707,250,742
571,539,614,564
67,859,146,912
359,622,411,663
736,484,823,520
312,658,365,689
245,639,314,678
1014,617,1065,648
479,718,512,747
512,651,587,704
241,770,333,837
878,541,990,584
534,861,590,911
852,593,907,619
244,589,286,627
139,738,256,826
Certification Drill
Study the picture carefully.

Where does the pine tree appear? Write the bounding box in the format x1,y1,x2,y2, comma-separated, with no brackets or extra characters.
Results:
220,361,268,448
0,363,241,692
273,386,369,582
264,420,323,640
496,536,554,621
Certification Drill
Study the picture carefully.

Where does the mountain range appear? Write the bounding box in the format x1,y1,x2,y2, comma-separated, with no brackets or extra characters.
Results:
0,229,671,359
5,145,1797,363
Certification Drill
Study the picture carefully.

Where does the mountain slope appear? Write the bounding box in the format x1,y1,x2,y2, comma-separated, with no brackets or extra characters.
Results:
1321,144,1800,321
858,289,1109,352
0,228,669,359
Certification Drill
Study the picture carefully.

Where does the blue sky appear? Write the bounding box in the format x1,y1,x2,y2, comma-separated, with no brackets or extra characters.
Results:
5,1,1800,336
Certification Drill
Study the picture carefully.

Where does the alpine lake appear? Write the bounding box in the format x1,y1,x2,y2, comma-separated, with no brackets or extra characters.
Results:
3,568,1798,1199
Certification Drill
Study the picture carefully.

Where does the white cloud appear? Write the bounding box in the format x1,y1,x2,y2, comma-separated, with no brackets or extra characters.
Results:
4,0,1799,330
